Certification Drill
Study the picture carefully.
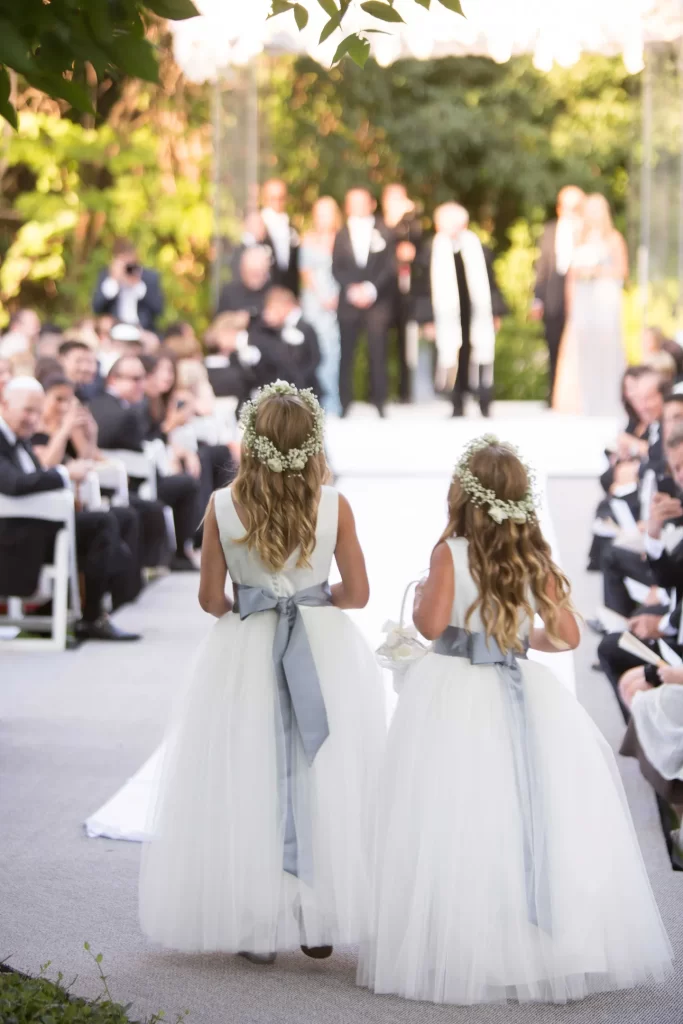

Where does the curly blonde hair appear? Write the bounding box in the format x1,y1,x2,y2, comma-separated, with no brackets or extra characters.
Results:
440,441,572,652
231,392,329,571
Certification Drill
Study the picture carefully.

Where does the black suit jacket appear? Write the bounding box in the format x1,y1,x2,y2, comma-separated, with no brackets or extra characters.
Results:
0,430,66,597
410,236,509,325
92,267,164,332
249,317,321,396
263,228,300,296
332,221,397,318
89,392,144,453
216,279,270,322
534,222,566,322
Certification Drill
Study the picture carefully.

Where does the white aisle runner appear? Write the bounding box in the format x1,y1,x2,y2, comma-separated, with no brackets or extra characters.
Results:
86,412,588,842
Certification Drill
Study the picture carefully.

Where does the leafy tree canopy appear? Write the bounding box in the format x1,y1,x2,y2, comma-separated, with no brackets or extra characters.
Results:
0,0,199,127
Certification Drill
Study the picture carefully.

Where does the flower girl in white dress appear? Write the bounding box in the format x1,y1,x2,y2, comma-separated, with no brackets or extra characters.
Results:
139,381,386,962
359,436,672,1005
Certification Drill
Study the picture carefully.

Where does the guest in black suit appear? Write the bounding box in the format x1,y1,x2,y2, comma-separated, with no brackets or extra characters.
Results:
259,178,300,296
0,377,140,641
249,287,321,396
204,312,254,405
332,188,396,417
532,186,585,402
92,239,165,332
381,184,422,403
217,246,271,323
59,339,104,403
89,357,200,572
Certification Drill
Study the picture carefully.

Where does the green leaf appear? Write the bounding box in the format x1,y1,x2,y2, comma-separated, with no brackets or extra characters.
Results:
347,34,371,67
436,0,464,13
294,3,309,29
320,12,344,43
0,20,37,76
359,1,404,22
0,67,18,129
108,34,159,82
142,0,200,18
316,0,339,15
331,33,355,63
414,0,431,7
24,71,94,112
268,0,294,17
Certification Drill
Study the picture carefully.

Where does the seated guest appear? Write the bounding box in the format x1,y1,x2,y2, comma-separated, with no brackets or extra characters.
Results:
98,322,144,376
35,324,63,361
59,339,104,402
643,324,683,380
204,311,256,404
32,374,143,609
0,358,13,400
0,377,140,641
598,422,683,715
216,246,271,322
250,286,321,395
89,356,200,572
0,308,41,362
620,663,683,810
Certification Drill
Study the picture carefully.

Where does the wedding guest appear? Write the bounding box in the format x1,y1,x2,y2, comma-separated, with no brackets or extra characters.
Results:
300,196,342,414
89,356,200,572
35,324,63,361
93,239,165,331
250,287,321,395
381,183,421,404
643,325,683,380
59,339,103,402
0,377,140,641
217,246,271,322
532,185,585,403
260,177,300,295
0,308,41,362
332,187,396,418
0,357,12,400
203,312,254,403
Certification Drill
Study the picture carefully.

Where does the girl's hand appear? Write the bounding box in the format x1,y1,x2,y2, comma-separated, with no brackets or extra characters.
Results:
657,665,683,685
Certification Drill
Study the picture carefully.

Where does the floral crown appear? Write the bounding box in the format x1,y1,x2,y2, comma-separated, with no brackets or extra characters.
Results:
239,380,325,473
453,434,537,524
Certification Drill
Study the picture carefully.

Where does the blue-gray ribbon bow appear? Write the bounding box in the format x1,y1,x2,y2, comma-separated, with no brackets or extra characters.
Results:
434,626,551,935
234,581,332,884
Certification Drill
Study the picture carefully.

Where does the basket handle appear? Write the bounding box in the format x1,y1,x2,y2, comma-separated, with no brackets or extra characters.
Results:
399,577,427,630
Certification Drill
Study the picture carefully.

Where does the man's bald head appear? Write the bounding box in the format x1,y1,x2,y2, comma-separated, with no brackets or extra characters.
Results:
1,377,45,439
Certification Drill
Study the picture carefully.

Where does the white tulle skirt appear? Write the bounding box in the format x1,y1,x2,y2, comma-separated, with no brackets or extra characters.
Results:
139,606,387,954
357,653,672,1005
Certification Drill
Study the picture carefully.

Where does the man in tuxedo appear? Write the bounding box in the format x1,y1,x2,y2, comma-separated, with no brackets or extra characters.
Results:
89,357,201,572
259,178,300,296
249,287,321,395
217,247,272,323
381,183,422,403
204,311,255,405
332,188,396,417
0,378,140,641
532,186,586,403
59,340,104,403
92,239,165,332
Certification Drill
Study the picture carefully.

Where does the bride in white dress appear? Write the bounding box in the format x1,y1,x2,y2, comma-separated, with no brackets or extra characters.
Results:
139,381,386,961
359,436,672,1005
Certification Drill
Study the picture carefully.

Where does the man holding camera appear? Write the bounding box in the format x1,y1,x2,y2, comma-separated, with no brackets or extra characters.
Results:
93,240,164,332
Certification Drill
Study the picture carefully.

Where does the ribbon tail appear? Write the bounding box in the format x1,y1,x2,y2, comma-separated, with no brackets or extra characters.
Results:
272,611,300,880
282,607,330,766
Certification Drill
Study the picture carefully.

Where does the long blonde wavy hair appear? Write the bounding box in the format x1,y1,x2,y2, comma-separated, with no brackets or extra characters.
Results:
231,392,329,571
439,441,573,652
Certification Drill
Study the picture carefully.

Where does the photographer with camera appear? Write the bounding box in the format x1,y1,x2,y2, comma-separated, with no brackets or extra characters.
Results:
93,239,164,333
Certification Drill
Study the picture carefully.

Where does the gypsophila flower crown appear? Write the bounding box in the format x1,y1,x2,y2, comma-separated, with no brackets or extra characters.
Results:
454,434,537,525
239,380,325,473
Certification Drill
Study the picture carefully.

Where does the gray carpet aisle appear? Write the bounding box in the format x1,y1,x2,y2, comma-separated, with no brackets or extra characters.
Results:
1,478,682,1024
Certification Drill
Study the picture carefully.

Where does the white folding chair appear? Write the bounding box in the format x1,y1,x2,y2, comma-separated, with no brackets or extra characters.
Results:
92,459,129,508
99,448,157,501
0,489,81,652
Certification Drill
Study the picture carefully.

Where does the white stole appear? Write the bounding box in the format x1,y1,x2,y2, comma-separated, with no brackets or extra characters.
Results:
430,230,496,385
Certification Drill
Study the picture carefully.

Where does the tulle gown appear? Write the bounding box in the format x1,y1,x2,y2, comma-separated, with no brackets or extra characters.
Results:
358,537,672,1005
139,485,387,954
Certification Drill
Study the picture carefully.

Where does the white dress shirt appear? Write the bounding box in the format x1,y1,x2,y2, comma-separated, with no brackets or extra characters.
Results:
555,217,576,277
347,215,375,269
0,416,69,485
261,207,291,270
99,277,147,325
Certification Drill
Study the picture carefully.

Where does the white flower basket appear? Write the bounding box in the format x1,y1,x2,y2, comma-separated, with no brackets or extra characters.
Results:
376,578,431,693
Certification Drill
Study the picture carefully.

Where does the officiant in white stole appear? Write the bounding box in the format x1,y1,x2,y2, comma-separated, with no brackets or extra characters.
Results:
415,203,506,417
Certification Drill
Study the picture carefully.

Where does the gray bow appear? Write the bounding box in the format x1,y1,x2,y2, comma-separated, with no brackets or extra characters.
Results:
434,626,551,935
235,581,332,883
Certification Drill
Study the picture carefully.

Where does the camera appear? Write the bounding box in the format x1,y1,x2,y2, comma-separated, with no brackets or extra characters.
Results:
125,262,142,277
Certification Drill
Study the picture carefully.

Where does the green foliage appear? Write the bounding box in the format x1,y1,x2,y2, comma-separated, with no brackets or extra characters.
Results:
0,0,199,127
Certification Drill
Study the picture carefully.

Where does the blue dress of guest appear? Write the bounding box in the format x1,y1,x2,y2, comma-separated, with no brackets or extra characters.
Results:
300,213,342,416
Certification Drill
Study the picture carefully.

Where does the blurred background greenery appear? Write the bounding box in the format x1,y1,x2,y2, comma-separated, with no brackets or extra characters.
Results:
0,44,649,399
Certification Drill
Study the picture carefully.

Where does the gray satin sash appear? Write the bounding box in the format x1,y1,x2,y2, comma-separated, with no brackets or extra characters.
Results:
234,581,332,884
434,626,551,934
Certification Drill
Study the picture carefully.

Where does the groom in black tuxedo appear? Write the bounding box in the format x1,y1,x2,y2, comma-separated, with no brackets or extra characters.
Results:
532,186,585,403
332,188,396,417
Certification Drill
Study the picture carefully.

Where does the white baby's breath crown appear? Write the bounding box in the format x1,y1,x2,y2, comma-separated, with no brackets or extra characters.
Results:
238,380,325,474
453,434,537,525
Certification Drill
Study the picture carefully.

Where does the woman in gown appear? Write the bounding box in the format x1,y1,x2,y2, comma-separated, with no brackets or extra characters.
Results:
139,381,386,961
553,193,628,416
359,435,672,1005
300,197,342,416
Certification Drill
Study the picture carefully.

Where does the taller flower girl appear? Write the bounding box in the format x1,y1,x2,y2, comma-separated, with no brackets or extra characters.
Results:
359,436,672,1004
139,381,386,962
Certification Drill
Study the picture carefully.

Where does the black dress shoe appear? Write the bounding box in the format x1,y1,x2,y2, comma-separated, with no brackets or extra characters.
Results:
170,554,199,573
75,617,141,642
301,945,333,959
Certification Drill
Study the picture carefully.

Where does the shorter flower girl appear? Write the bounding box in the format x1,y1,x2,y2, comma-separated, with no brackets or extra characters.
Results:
359,436,672,1005
139,381,386,961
